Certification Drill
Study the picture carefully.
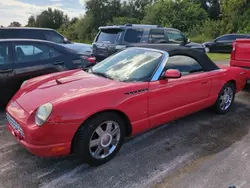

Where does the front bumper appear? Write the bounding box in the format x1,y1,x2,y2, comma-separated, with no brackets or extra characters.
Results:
7,123,70,157
6,101,75,157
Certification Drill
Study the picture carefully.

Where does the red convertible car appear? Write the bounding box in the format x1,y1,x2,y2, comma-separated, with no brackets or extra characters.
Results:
6,46,246,166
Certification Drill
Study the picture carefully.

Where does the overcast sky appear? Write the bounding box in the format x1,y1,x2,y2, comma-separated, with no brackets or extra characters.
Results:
0,0,87,26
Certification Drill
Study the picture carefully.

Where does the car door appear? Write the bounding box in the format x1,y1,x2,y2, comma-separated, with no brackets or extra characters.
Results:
165,30,186,46
0,42,14,104
148,55,212,128
10,41,67,90
148,29,168,44
212,35,232,52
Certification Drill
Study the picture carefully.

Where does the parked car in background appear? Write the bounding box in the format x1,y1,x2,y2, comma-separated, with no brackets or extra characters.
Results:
63,42,92,54
92,24,206,62
0,39,96,106
6,46,246,166
63,42,96,64
0,27,92,54
230,39,250,82
203,34,250,53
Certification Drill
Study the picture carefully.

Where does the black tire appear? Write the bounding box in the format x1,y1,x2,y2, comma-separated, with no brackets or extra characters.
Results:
243,81,249,91
73,112,125,166
213,82,236,114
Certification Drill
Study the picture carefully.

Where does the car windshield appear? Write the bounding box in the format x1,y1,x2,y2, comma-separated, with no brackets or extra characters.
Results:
90,48,163,82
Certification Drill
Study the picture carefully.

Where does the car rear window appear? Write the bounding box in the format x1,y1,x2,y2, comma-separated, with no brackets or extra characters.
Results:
96,29,123,43
124,28,143,43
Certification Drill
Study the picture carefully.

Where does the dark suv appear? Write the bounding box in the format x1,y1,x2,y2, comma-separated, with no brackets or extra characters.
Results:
92,24,205,61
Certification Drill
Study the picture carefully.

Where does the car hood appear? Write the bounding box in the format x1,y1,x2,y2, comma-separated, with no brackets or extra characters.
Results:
185,42,204,48
14,70,127,114
203,41,214,46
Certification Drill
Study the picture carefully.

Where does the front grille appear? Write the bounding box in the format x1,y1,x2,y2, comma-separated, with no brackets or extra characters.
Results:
6,113,25,137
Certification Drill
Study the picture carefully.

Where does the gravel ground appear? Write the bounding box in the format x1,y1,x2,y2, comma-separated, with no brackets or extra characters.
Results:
1,60,250,188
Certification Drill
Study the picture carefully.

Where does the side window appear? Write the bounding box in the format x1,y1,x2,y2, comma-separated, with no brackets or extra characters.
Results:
235,35,248,39
227,35,238,41
124,28,143,43
14,43,61,63
18,30,43,40
0,43,9,64
44,31,64,44
164,55,203,76
216,36,230,42
166,30,185,43
149,29,167,43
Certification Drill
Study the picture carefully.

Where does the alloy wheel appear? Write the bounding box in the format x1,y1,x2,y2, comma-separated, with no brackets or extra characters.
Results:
219,86,233,111
89,121,121,159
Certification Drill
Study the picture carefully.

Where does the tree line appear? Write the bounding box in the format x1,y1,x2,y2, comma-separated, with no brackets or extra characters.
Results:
7,0,250,43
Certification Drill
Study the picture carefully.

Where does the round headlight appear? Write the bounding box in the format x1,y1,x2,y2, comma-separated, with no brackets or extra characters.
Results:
35,103,53,126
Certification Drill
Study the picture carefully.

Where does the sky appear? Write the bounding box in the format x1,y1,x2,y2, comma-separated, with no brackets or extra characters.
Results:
0,0,88,26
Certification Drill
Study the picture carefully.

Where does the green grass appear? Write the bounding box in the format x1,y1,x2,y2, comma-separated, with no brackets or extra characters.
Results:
207,53,230,62
189,35,212,43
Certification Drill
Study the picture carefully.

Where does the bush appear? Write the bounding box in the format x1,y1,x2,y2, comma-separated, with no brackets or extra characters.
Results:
188,19,236,42
142,0,207,32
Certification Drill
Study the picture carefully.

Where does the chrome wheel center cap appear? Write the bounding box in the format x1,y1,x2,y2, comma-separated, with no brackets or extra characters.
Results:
101,133,112,147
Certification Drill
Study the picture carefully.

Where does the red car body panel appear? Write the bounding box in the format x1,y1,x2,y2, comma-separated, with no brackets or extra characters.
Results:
230,39,250,79
6,65,246,157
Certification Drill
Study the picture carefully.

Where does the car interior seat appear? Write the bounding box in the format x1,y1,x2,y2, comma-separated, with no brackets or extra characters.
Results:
16,47,25,58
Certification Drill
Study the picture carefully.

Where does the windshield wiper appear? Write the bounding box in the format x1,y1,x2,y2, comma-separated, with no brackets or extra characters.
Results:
92,71,113,80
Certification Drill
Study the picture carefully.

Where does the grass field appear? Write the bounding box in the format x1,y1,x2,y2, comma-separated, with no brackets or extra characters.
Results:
207,53,230,62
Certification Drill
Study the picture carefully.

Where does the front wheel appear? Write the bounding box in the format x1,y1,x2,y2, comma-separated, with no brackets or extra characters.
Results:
214,82,236,114
73,112,125,166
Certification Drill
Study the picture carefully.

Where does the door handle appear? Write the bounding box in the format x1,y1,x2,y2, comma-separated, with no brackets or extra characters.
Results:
53,61,64,65
0,69,13,73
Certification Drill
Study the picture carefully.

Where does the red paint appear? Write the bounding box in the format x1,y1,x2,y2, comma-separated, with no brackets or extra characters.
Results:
230,39,250,79
6,67,246,157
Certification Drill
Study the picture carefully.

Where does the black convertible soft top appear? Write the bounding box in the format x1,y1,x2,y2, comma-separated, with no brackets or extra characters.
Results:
130,44,220,71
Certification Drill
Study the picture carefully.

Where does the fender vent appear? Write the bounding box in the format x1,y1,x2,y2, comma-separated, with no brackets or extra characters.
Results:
125,88,148,95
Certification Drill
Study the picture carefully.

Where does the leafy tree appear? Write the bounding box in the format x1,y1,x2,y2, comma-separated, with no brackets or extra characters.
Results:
9,21,22,27
121,0,156,20
26,8,69,29
189,0,221,19
108,17,140,25
27,16,36,27
143,0,208,32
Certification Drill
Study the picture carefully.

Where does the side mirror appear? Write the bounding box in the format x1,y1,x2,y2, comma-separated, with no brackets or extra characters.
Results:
187,38,191,43
163,69,181,79
64,38,70,44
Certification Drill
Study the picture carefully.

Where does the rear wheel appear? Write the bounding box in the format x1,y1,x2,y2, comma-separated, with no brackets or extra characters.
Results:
73,112,125,166
214,82,236,114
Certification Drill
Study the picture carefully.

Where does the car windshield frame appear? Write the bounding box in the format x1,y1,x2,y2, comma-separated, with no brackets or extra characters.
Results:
89,48,166,82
